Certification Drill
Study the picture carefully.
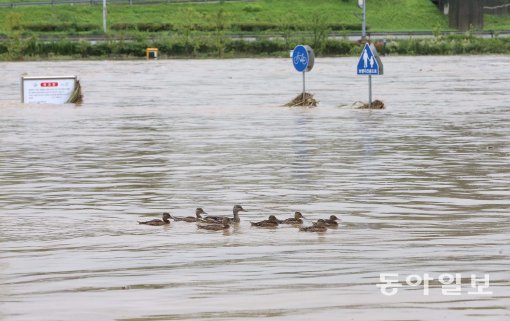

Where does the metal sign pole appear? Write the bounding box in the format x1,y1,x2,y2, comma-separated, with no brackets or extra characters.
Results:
302,71,306,102
103,0,107,33
362,1,371,108
362,0,366,40
356,3,382,109
369,75,372,108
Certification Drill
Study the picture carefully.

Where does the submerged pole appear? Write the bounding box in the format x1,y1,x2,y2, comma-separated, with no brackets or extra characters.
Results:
362,1,372,107
302,71,306,102
369,75,372,108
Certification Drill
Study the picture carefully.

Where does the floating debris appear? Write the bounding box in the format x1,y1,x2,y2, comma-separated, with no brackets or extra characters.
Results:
285,92,318,107
66,80,83,104
347,100,385,109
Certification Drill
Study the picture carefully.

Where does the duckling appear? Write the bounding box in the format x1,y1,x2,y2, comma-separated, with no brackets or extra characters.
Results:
251,215,279,227
278,211,305,224
300,219,327,232
204,205,247,223
138,212,171,226
173,208,207,222
197,217,230,231
323,215,340,227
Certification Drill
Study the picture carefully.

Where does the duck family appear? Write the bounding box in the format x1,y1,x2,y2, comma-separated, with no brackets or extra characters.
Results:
137,205,340,233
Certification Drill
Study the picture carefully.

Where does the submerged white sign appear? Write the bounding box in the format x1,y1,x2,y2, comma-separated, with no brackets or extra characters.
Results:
22,76,77,104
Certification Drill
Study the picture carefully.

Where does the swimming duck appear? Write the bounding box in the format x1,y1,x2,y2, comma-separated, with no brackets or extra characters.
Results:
138,212,171,226
277,211,305,224
204,205,247,223
323,215,340,227
172,208,207,222
251,215,279,227
300,219,327,232
197,217,230,231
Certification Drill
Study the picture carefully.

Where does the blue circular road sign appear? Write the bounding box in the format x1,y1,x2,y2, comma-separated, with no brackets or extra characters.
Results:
292,45,309,72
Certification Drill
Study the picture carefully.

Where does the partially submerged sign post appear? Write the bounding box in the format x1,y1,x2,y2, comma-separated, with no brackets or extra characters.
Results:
292,45,315,102
356,0,384,108
357,43,383,108
21,76,82,104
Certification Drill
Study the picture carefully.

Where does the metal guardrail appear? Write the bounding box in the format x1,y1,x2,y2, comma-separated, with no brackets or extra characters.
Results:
1,31,509,43
0,0,252,8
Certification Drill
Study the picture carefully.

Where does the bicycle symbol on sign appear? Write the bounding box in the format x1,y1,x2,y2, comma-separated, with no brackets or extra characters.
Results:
293,52,308,66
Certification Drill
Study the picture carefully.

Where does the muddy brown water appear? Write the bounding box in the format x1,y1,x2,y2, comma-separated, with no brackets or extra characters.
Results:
0,56,509,321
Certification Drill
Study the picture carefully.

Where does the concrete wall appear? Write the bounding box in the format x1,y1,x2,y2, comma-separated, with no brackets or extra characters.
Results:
448,0,484,31
434,0,510,16
483,0,510,15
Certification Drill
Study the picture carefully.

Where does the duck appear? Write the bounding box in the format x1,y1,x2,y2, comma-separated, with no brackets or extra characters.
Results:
204,205,247,223
277,211,305,224
138,212,171,226
197,217,230,231
323,215,340,227
172,208,207,222
300,219,327,232
251,215,279,227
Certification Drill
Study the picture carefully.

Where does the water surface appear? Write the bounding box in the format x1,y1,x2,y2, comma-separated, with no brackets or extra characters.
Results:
0,56,509,321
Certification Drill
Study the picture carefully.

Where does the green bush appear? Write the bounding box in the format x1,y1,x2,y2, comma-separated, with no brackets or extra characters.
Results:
3,35,510,61
242,4,263,13
111,22,174,32
0,42,8,55
328,23,363,31
323,39,355,55
18,23,97,32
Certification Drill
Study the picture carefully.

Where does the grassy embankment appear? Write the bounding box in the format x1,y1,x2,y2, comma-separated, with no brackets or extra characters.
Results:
0,0,509,60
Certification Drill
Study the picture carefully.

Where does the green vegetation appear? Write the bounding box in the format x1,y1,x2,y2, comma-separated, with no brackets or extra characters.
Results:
383,34,510,55
1,34,509,61
0,0,449,36
485,14,510,31
0,0,509,60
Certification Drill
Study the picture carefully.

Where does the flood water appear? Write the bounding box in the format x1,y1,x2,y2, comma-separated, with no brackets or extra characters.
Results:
0,56,509,321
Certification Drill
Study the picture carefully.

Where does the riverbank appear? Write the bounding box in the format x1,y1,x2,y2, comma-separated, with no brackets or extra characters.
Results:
1,33,510,60
1,0,510,60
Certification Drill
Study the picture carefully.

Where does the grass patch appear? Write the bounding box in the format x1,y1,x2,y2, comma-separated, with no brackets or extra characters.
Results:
484,14,510,31
0,0,449,35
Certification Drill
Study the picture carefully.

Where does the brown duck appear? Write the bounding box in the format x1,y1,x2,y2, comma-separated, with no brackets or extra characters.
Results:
300,219,327,232
323,215,340,227
138,212,171,226
204,205,247,223
277,211,305,224
251,215,279,227
197,217,230,231
173,208,207,222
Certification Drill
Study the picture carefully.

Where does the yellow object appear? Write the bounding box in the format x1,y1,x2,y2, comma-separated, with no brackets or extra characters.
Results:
146,48,158,60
